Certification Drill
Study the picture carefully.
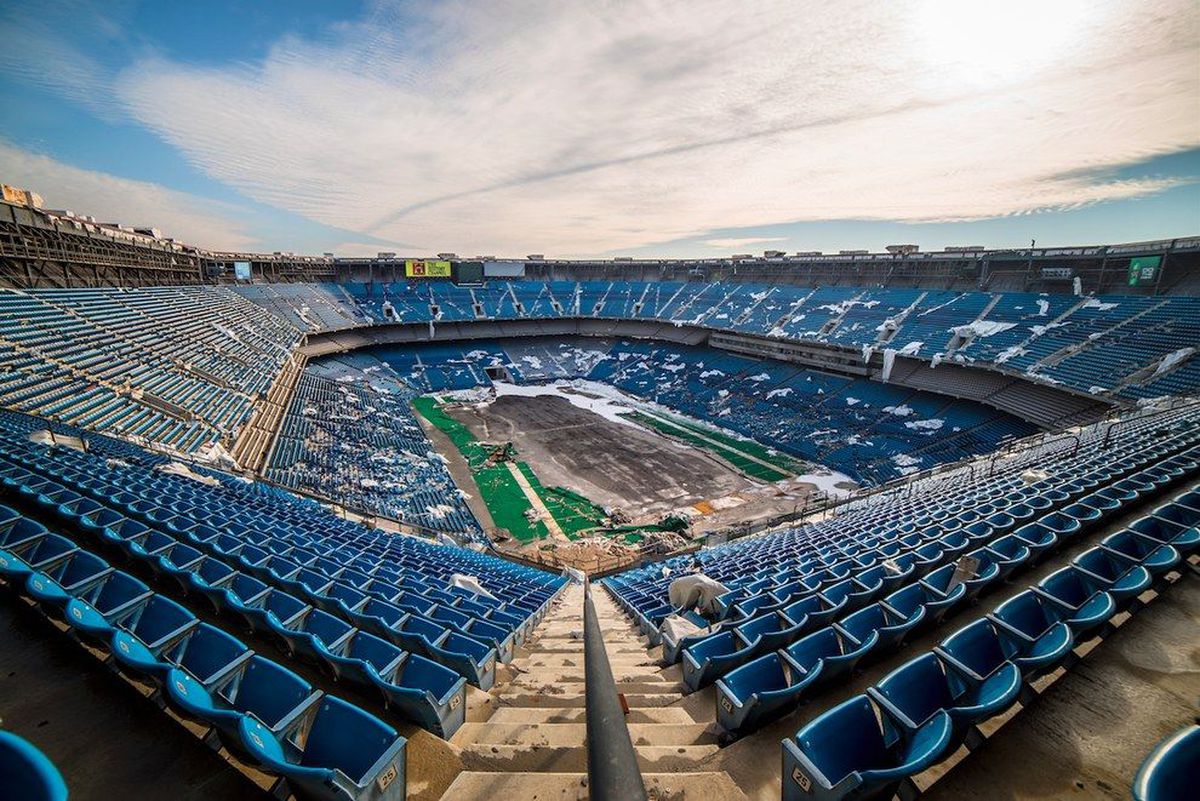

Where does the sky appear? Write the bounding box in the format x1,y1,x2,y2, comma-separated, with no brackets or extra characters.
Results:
0,0,1197,258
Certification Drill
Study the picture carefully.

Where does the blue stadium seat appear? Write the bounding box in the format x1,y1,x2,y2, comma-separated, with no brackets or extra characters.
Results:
682,627,759,692
0,532,78,583
784,626,877,685
64,571,153,645
782,694,953,801
0,731,68,801
715,649,822,735
1033,567,1117,638
988,590,1075,677
26,549,113,611
936,616,1067,684
884,581,964,630
1133,724,1200,801
869,651,1020,750
268,605,355,663
836,601,924,656
167,654,322,758
239,695,406,801
110,595,200,678
115,619,250,688
1100,530,1180,576
1071,548,1152,607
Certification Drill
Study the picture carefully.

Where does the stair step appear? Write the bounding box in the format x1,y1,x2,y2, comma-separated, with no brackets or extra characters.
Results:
486,706,696,725
517,654,655,667
454,722,716,748
440,771,749,801
498,692,681,708
459,743,721,772
512,668,672,683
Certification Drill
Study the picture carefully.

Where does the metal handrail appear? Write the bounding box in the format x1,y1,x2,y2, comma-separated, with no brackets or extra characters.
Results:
583,582,648,801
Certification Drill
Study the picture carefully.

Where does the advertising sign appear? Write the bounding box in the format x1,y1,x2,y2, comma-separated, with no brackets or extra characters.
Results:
1127,255,1160,286
405,260,452,278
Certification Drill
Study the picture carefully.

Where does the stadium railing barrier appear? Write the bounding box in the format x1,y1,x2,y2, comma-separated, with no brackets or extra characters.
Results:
583,581,648,801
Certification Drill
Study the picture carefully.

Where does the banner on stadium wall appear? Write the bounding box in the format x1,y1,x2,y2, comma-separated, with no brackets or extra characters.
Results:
404,259,452,278
1127,255,1161,286
233,261,252,281
483,260,526,278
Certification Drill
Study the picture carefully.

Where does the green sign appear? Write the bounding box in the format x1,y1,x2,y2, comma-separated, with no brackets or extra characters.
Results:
1128,255,1161,286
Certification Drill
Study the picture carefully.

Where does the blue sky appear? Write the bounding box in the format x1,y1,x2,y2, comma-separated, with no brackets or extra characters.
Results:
0,0,1197,257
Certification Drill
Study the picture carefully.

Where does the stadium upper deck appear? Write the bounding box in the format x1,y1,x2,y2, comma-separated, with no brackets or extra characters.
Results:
2,197,1198,295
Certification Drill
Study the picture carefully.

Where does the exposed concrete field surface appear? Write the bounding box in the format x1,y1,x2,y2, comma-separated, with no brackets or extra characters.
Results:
439,387,851,539
448,393,748,517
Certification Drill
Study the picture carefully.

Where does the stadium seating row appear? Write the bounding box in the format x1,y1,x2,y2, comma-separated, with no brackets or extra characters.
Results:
0,409,566,693
329,280,1200,399
603,401,1199,674
0,286,301,454
780,485,1198,801
264,358,477,534
0,508,408,801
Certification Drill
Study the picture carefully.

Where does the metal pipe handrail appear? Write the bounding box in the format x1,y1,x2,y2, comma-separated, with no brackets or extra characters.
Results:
583,582,648,801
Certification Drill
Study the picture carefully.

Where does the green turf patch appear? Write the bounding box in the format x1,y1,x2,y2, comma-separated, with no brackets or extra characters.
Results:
412,396,546,541
621,410,799,482
413,395,655,545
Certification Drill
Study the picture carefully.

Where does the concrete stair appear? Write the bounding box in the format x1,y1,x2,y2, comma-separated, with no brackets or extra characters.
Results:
437,582,746,800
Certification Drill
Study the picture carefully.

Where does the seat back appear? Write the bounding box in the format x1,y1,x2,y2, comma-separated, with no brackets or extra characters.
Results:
0,517,46,548
48,550,109,587
264,590,307,621
87,571,150,613
840,604,886,642
795,695,889,784
126,595,195,643
300,696,398,782
348,630,404,673
231,656,315,725
993,590,1055,638
302,608,353,645
175,623,247,681
194,558,236,587
873,652,954,726
939,619,1006,677
786,627,843,668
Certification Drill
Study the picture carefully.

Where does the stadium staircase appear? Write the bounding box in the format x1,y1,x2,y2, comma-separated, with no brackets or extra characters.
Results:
440,581,747,800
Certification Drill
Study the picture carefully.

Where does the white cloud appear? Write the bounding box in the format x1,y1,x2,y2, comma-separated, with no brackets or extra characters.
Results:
704,237,788,249
110,0,1199,257
0,141,260,250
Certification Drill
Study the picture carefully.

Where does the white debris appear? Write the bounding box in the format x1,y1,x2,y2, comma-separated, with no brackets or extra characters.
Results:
1152,347,1194,377
950,320,1017,338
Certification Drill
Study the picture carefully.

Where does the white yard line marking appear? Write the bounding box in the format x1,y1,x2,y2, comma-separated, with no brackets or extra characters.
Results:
506,461,567,539
635,409,794,476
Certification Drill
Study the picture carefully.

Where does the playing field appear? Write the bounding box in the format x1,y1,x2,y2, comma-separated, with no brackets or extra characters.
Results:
412,383,846,544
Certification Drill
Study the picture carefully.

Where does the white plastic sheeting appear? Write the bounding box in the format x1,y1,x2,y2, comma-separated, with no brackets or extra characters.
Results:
881,348,897,381
659,614,709,644
667,574,729,614
450,573,497,599
1152,347,1194,377
949,320,1017,339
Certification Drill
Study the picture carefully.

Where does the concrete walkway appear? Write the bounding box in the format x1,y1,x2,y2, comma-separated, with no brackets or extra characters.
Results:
438,582,746,800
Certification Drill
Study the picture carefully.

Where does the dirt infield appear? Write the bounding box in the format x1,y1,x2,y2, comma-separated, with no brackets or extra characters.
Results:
447,394,754,518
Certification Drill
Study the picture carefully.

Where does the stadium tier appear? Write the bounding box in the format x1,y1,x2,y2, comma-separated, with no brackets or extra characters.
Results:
1,265,1198,801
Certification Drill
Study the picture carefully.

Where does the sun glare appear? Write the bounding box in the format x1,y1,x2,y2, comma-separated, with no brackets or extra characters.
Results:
915,0,1093,87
